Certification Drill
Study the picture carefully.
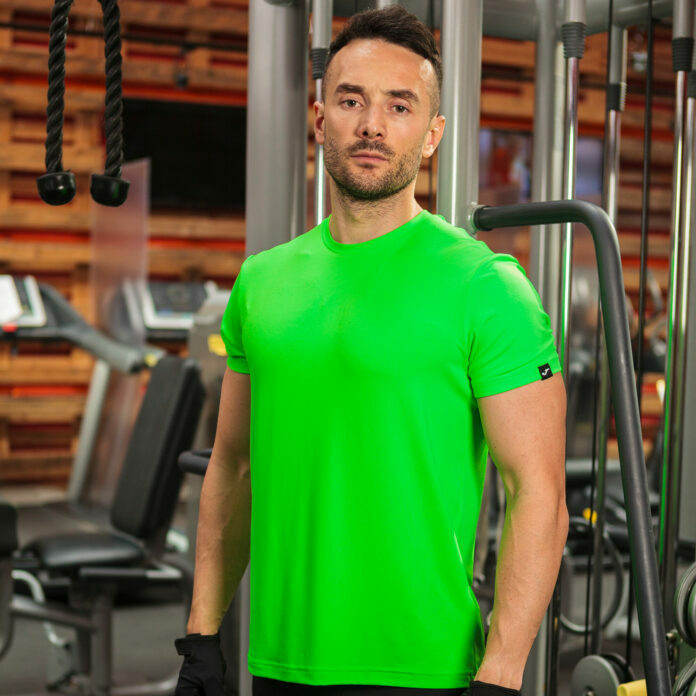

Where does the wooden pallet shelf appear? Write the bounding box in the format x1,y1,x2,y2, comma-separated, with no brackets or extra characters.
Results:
0,394,85,422
0,6,677,487
0,451,74,484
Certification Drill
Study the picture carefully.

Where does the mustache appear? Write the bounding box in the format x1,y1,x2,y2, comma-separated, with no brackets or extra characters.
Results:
347,141,394,158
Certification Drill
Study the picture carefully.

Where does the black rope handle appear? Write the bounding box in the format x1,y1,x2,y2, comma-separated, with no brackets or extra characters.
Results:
91,0,130,206
37,0,129,207
36,0,76,205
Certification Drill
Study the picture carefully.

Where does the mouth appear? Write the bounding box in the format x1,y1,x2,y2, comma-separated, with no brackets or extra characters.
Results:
351,152,387,163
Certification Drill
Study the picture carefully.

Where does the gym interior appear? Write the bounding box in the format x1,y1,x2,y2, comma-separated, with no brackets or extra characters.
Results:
0,0,695,695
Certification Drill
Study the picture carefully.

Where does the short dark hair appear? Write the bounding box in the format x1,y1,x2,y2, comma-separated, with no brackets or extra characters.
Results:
322,6,442,117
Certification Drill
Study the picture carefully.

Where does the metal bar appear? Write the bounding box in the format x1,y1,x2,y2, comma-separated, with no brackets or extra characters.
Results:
679,39,696,553
660,0,694,624
589,110,620,654
528,0,564,335
558,53,580,373
661,82,695,623
246,0,308,252
68,359,112,503
547,8,585,691
11,594,95,631
436,0,482,228
523,3,564,692
473,199,671,696
590,22,627,655
311,0,332,226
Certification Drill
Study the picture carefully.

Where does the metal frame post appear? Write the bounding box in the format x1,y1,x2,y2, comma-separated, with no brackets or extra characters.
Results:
679,12,696,553
436,0,482,228
246,0,309,251
590,22,627,654
659,0,694,627
311,0,333,226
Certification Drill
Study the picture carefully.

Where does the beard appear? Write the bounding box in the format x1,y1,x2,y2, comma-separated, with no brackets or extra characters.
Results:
323,133,424,202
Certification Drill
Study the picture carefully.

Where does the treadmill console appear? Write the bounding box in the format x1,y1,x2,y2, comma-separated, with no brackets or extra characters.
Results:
0,275,46,328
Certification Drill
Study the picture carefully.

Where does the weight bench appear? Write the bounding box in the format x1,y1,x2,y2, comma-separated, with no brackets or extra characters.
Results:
0,355,204,695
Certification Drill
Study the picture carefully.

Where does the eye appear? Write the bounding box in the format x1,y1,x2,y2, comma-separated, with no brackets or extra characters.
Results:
342,99,360,108
393,104,409,114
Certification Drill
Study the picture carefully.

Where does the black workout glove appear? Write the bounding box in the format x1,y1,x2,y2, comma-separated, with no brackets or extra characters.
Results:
462,680,522,696
174,632,226,696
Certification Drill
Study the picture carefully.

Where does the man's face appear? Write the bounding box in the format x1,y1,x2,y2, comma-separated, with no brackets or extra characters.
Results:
315,39,444,202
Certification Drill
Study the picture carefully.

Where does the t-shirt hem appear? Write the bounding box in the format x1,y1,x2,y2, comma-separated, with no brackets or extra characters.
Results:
226,357,250,373
248,657,472,689
473,353,562,399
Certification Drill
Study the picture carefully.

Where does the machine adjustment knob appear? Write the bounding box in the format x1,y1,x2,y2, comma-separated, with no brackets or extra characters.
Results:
37,171,76,206
90,174,130,207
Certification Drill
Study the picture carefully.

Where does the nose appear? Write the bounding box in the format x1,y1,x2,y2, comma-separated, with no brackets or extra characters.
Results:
356,104,385,140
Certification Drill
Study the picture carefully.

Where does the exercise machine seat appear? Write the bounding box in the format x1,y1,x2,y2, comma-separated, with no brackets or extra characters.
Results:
26,532,143,571
23,355,204,575
0,498,18,556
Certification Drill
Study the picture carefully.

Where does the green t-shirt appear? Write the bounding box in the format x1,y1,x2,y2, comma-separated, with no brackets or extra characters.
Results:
220,210,561,689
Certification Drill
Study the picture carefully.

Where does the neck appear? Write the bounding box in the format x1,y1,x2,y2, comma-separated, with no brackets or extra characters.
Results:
327,183,423,245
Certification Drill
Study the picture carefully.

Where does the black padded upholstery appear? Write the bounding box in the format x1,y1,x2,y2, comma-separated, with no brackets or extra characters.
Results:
22,356,203,577
0,497,18,556
26,532,143,570
110,356,204,541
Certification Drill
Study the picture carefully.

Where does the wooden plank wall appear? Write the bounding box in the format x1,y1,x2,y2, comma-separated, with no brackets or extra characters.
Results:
0,2,672,483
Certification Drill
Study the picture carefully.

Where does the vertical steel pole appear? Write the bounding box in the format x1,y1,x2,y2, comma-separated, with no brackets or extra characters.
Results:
523,3,562,694
240,4,309,695
528,0,564,334
544,4,585,695
679,11,696,554
590,23,627,655
311,0,333,226
246,0,308,252
375,0,397,7
659,0,694,627
558,0,586,373
436,0,482,229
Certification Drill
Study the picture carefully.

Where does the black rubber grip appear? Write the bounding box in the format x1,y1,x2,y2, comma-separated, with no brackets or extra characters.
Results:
311,47,328,80
689,72,696,99
562,21,586,59
672,37,694,73
606,83,626,112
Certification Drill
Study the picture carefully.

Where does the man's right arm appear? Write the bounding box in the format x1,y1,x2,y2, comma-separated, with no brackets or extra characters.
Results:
186,367,252,634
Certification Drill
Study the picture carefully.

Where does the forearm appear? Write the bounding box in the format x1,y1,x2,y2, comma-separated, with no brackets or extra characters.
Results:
186,454,251,634
475,490,569,689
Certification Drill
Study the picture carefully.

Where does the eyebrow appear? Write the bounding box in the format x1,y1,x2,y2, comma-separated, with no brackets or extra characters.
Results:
334,83,420,104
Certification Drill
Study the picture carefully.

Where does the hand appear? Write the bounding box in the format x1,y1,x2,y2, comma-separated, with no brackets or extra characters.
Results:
463,680,522,696
174,633,226,696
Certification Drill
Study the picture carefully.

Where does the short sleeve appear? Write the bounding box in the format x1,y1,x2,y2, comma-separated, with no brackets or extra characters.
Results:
468,255,561,398
220,255,254,374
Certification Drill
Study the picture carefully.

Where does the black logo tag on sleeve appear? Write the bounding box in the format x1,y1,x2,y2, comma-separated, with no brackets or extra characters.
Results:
538,363,553,380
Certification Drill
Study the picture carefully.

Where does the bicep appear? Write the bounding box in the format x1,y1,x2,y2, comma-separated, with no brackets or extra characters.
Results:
477,374,567,498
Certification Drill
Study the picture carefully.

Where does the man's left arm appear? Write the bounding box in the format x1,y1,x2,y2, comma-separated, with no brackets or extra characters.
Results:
474,373,569,690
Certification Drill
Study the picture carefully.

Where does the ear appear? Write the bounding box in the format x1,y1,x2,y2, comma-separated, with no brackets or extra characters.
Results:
314,101,326,146
421,114,445,159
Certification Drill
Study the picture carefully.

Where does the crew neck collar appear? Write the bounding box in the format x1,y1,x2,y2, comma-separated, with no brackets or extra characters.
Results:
321,210,429,255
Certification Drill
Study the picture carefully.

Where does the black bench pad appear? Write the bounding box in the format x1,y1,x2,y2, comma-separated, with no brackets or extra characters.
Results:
26,532,144,570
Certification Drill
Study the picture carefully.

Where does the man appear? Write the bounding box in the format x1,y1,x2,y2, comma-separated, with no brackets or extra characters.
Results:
175,7,568,696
